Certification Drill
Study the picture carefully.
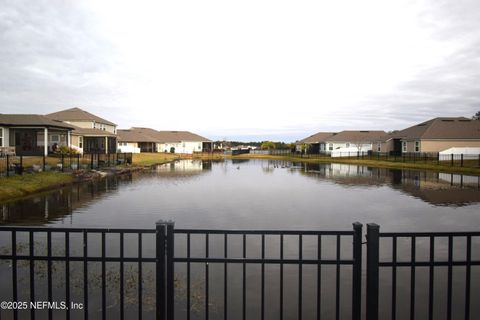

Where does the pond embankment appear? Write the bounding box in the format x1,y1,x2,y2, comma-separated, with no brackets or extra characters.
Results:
0,153,180,202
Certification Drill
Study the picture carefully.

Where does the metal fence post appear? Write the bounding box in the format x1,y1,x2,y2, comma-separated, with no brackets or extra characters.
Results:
461,154,464,167
6,154,9,177
20,156,23,175
43,154,46,171
156,220,175,320
352,222,363,320
366,223,380,320
156,221,166,320
61,154,64,172
90,153,94,169
451,154,453,166
166,222,175,320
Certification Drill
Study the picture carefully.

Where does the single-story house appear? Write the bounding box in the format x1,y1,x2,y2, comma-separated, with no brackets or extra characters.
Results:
46,107,117,153
380,117,480,154
117,127,213,154
157,131,213,154
117,128,160,153
323,130,388,153
0,114,74,156
296,132,335,153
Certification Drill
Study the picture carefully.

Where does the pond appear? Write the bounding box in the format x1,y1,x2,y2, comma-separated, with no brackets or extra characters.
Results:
1,159,480,231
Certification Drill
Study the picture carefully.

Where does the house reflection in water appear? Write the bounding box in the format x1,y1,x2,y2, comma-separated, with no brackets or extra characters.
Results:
155,160,213,174
297,162,480,206
1,160,214,225
1,174,134,225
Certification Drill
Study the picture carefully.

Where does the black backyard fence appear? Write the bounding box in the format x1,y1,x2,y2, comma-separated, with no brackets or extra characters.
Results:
247,149,480,168
0,153,133,176
0,222,478,320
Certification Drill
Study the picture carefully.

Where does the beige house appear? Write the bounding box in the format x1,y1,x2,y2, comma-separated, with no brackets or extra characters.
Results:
46,107,117,153
381,117,480,154
117,127,213,154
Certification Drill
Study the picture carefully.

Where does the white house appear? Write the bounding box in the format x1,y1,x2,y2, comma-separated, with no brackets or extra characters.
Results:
117,127,213,154
323,131,388,154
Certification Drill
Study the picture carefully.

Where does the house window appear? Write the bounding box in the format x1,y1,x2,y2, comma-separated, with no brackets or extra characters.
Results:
402,141,407,152
50,135,59,142
415,141,420,152
0,128,3,147
329,143,333,151
346,143,350,148
79,136,83,148
377,143,381,152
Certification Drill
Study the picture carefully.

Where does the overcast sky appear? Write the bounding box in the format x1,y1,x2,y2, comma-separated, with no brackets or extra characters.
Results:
1,0,479,141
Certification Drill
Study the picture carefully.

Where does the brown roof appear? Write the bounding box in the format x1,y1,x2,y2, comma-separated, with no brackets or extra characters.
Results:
155,130,211,143
0,114,75,129
117,128,159,142
71,126,117,137
117,127,211,143
46,107,117,126
298,132,336,144
391,117,480,140
325,130,388,142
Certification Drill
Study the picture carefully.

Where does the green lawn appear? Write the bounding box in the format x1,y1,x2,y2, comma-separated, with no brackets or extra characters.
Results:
0,172,74,202
229,154,480,175
132,153,180,166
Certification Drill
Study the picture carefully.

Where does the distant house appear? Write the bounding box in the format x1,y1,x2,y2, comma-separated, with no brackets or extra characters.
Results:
0,114,74,156
117,128,160,153
46,107,117,154
117,127,212,154
323,131,388,153
296,132,336,153
380,117,480,154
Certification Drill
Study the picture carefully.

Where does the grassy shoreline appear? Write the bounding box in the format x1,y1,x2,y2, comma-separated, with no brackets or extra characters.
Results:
0,172,74,202
1,152,478,203
226,154,480,175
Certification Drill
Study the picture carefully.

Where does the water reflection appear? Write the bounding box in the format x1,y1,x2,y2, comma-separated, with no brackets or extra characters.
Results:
1,160,214,226
298,162,480,206
0,160,479,229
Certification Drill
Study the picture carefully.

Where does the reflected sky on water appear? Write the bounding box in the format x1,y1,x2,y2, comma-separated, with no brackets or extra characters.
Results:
1,159,479,231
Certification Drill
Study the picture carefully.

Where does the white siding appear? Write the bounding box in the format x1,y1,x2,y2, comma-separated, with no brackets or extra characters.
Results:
118,142,140,153
0,127,7,147
158,141,204,154
325,142,373,153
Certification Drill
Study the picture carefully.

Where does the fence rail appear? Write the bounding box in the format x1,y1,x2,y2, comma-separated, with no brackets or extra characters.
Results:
0,153,133,177
246,149,480,168
0,222,477,319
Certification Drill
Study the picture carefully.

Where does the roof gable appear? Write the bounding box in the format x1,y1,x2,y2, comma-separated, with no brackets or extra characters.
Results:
117,128,211,143
393,117,480,140
46,107,117,126
298,132,336,143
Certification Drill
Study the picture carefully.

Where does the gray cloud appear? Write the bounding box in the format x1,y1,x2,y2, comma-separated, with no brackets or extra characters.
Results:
1,0,480,141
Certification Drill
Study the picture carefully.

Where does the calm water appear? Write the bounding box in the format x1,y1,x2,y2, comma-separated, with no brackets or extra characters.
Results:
1,159,480,231
1,160,480,319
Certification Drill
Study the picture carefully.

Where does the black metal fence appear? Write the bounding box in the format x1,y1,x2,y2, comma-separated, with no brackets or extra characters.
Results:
0,222,477,320
247,150,480,168
0,153,133,177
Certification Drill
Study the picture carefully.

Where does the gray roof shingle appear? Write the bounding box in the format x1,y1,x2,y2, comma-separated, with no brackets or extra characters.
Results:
46,107,117,126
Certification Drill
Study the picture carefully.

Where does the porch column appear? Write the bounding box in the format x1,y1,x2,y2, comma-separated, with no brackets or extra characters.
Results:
105,136,108,154
67,130,71,148
44,128,48,156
